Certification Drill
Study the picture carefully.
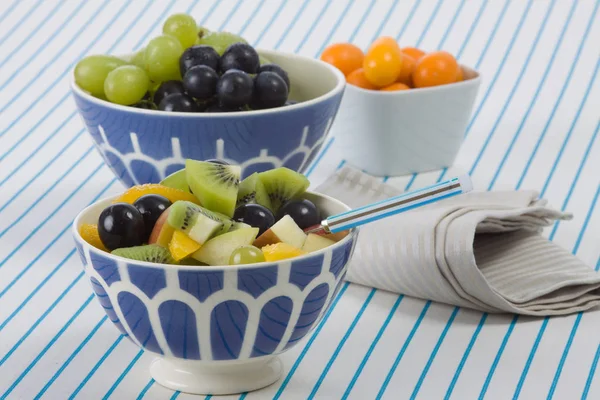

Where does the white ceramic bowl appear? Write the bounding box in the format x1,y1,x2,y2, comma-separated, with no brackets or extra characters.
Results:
72,192,358,395
332,66,481,176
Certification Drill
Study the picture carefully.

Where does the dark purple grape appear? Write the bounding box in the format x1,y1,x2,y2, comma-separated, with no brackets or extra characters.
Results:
98,203,145,250
219,43,260,74
258,63,290,89
159,93,201,112
153,80,185,106
180,45,220,76
216,69,253,108
183,65,218,100
205,159,230,165
253,71,288,109
276,199,320,230
233,204,275,236
205,103,243,112
133,194,172,240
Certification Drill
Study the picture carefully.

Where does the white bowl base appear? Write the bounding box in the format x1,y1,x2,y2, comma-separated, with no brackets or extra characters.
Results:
150,356,283,395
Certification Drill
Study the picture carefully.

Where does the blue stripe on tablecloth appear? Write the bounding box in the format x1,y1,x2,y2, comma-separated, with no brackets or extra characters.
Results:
464,0,533,138
415,0,443,47
294,0,333,53
0,149,95,239
0,161,102,267
437,0,466,49
452,2,600,396
455,0,488,58
470,0,556,175
517,0,600,189
339,3,516,397
341,295,404,400
0,0,21,27
0,0,65,68
34,316,109,399
254,0,288,45
273,3,456,396
395,0,420,41
0,177,116,299
509,54,600,399
488,0,581,189
307,289,376,399
582,344,600,399
0,0,45,48
0,0,117,138
1,294,95,398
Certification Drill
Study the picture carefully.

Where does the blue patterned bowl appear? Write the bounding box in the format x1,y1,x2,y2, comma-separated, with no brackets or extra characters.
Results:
72,191,357,395
71,50,346,186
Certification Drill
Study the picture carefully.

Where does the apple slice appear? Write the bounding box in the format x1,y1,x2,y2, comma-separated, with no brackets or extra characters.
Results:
192,227,259,266
302,233,336,253
253,215,307,249
149,208,174,247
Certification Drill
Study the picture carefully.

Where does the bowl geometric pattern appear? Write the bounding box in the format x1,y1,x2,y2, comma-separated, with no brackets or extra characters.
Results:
73,89,342,186
73,234,356,362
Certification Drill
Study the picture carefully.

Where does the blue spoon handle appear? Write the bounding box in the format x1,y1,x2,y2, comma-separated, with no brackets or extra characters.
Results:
320,175,473,234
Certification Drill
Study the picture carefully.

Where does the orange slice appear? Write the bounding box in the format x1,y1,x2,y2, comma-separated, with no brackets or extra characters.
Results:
262,242,306,262
169,230,201,261
79,224,108,252
114,184,200,205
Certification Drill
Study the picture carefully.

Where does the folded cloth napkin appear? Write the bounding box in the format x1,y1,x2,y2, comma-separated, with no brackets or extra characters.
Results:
316,166,600,316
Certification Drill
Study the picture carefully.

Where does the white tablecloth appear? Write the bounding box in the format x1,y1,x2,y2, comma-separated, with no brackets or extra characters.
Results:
1,0,599,399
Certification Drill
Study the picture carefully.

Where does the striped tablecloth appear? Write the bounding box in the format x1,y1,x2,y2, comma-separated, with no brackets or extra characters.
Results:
1,0,599,399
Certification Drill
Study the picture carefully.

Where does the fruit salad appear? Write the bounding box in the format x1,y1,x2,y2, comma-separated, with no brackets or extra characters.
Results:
79,160,347,266
75,14,293,112
321,38,463,91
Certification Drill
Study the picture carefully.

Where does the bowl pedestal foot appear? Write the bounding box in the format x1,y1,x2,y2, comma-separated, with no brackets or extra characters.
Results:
150,356,283,395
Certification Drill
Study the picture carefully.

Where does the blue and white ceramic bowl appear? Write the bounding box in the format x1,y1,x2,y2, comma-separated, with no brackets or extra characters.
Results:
71,50,346,186
72,191,357,395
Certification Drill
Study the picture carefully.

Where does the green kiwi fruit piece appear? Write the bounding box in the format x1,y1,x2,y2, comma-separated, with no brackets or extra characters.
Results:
229,221,252,231
112,244,176,264
160,169,191,193
179,257,209,266
237,173,272,211
167,201,232,244
258,167,310,213
186,159,240,218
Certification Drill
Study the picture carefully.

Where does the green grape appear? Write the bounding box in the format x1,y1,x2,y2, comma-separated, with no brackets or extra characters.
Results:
145,35,184,82
74,55,127,97
196,25,210,43
198,31,248,55
104,65,150,105
163,13,197,49
229,245,265,265
259,54,272,65
130,48,146,69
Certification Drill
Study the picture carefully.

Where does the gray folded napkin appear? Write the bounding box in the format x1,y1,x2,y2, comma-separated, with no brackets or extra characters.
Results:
316,166,600,315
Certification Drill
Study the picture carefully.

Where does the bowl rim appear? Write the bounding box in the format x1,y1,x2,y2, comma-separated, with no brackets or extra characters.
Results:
71,48,346,118
345,64,482,95
72,190,357,272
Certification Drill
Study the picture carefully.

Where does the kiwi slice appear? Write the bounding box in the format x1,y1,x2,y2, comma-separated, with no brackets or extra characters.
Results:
179,257,209,266
168,201,232,244
112,244,176,264
160,169,191,193
229,221,252,231
237,173,273,211
186,159,240,218
258,167,310,213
